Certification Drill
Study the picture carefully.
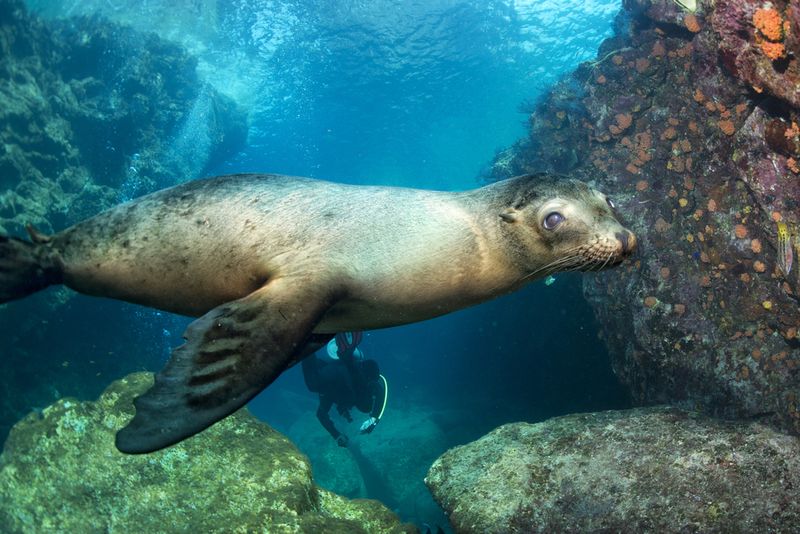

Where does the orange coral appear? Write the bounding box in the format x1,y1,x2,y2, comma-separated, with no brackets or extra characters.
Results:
610,112,633,135
616,113,632,129
760,41,786,61
753,7,786,60
719,119,736,136
754,8,783,41
635,131,652,150
786,121,800,140
693,88,705,103
684,14,702,34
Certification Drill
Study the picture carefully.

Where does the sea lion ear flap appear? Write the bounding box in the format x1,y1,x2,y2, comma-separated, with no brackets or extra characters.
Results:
499,209,520,223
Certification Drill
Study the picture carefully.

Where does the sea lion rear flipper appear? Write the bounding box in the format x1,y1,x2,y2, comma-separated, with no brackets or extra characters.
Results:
115,278,337,454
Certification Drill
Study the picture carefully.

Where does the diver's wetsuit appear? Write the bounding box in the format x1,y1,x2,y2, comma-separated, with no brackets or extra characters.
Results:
302,354,383,442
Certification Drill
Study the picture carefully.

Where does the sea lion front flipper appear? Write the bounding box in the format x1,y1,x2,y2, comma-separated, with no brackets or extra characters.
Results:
115,278,338,454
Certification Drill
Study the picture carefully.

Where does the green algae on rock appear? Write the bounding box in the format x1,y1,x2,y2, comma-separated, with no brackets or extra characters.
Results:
426,407,800,533
0,372,415,534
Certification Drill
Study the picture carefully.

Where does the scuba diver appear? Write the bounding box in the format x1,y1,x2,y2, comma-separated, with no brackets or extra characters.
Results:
302,332,388,447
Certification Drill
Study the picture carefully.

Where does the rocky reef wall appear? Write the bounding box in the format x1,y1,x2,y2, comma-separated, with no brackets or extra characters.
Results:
489,0,800,435
0,0,247,442
0,373,414,533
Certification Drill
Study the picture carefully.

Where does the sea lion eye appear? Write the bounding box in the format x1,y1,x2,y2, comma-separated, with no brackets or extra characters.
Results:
606,197,616,209
543,212,564,230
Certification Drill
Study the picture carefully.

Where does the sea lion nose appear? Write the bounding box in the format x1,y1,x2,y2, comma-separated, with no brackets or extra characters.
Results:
616,231,636,255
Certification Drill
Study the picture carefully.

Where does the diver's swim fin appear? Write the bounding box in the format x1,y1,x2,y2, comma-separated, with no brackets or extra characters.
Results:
115,278,336,454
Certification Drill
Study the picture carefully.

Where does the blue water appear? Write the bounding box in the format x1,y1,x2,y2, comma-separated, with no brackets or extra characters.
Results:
15,0,623,529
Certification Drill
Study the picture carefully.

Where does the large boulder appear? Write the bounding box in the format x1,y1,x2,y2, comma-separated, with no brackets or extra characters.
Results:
488,0,800,435
0,373,415,533
427,407,800,533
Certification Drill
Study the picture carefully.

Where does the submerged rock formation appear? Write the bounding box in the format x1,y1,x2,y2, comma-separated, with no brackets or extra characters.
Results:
489,0,800,434
0,0,245,235
427,407,800,533
0,373,414,533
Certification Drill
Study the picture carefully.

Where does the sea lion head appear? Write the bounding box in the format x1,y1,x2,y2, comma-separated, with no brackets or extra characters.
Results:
497,173,636,276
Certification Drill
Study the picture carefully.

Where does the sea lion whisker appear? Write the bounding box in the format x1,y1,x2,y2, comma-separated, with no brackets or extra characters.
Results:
601,250,615,270
522,253,581,281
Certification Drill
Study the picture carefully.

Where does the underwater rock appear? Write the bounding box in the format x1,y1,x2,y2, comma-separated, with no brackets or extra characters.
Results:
426,407,800,533
488,0,800,436
712,0,800,108
0,0,246,235
0,372,414,533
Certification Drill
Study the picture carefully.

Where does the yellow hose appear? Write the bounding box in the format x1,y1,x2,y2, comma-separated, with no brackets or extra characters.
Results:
377,374,388,419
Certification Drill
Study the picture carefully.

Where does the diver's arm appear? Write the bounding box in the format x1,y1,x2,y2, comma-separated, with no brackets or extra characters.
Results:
316,396,341,439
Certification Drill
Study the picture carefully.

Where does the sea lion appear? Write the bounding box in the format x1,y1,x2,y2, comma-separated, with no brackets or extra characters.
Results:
0,172,636,453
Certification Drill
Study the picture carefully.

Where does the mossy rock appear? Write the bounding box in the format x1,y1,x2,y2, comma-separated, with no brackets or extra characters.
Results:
0,372,415,533
427,407,800,533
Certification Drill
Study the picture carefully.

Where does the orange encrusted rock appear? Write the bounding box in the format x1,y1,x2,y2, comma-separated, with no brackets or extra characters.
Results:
753,8,783,42
684,14,701,34
760,41,786,61
719,120,736,136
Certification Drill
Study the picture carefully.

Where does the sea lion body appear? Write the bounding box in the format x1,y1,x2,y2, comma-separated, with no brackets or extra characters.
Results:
1,172,636,453
57,174,519,330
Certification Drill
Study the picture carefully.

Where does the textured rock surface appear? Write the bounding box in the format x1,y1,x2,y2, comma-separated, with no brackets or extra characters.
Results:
0,0,246,236
0,373,415,533
489,0,800,434
427,407,800,533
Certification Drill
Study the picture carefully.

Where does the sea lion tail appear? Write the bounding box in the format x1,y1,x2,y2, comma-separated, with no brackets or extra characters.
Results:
0,226,63,303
